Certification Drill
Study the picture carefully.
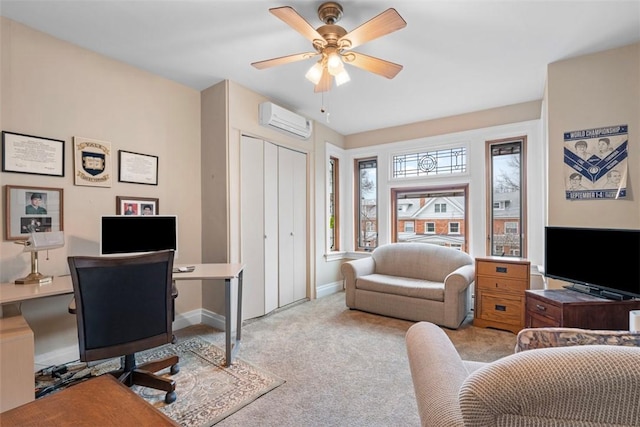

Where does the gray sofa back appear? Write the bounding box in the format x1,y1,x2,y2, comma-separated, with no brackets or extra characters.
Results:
372,243,472,282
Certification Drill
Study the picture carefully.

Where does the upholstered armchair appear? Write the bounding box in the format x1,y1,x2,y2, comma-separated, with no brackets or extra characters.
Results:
406,322,640,426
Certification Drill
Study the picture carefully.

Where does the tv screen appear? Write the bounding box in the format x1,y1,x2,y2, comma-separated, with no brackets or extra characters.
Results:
545,226,640,299
100,215,178,257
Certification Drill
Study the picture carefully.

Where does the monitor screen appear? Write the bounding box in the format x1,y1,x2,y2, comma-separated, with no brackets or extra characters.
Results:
100,215,178,257
545,226,640,299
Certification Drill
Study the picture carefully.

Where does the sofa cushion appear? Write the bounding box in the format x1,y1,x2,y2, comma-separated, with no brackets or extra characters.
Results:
356,274,445,301
372,242,472,282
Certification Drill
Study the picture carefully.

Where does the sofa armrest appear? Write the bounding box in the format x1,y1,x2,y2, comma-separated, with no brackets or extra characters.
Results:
443,264,475,292
341,257,375,307
406,322,470,427
460,345,640,426
515,327,640,352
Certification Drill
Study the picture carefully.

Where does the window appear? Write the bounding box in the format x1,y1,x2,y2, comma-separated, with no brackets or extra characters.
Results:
391,185,468,252
356,158,377,250
486,137,527,257
393,147,467,178
424,222,435,233
505,221,518,234
328,157,339,251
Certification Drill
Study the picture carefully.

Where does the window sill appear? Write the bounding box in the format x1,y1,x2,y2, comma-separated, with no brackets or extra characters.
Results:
324,251,347,262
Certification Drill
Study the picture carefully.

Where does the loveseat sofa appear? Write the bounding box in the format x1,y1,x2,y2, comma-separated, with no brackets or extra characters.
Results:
406,321,640,426
340,243,474,329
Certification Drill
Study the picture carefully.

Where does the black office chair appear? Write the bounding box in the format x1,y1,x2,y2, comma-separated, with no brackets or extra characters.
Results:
67,250,180,404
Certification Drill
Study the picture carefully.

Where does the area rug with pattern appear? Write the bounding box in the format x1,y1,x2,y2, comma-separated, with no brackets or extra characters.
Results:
36,337,285,427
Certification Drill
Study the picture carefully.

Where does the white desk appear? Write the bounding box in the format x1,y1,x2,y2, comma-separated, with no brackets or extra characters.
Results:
171,263,245,367
0,263,245,367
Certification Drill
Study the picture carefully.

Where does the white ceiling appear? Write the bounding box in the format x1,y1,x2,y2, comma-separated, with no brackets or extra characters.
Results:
2,1,639,135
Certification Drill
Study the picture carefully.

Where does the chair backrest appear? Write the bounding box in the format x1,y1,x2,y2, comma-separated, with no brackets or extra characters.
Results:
372,242,472,281
68,250,175,362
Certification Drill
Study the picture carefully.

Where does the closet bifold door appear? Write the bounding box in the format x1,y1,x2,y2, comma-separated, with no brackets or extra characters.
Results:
240,136,273,319
241,136,307,318
278,146,307,307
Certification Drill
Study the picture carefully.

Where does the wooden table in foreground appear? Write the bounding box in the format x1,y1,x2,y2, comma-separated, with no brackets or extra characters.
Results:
0,374,179,426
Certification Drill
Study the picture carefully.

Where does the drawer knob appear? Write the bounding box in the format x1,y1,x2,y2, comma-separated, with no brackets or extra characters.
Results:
495,305,506,312
535,304,546,311
496,267,508,273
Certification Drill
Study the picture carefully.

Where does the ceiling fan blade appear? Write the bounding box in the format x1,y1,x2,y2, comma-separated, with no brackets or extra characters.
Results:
338,8,407,50
252,52,319,70
346,52,403,79
315,68,333,93
270,6,326,47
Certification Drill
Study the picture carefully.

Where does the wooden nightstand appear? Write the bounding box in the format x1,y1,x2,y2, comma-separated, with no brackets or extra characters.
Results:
473,257,531,333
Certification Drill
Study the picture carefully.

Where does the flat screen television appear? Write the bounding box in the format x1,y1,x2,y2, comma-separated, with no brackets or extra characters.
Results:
545,226,640,300
100,215,178,258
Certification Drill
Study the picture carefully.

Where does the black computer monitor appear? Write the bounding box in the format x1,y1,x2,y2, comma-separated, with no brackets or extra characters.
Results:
100,215,178,258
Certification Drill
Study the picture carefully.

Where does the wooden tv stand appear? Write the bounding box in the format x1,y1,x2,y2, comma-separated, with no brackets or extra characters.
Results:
525,288,640,330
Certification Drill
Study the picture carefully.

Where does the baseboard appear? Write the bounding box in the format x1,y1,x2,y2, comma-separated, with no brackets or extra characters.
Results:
317,281,343,298
199,309,226,331
34,345,79,372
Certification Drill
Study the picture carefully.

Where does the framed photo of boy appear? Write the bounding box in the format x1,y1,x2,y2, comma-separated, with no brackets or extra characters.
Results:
4,185,64,241
116,196,158,216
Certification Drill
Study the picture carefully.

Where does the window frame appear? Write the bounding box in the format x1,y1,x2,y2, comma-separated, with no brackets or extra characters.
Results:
485,136,528,257
390,184,469,252
355,157,378,251
328,156,340,252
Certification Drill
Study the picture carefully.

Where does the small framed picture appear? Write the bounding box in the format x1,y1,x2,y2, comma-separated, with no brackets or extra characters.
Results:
2,131,65,177
118,150,158,185
116,196,158,216
73,136,112,187
4,185,64,240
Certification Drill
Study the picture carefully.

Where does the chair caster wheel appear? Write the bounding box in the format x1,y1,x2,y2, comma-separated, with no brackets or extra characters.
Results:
170,364,180,375
165,391,177,404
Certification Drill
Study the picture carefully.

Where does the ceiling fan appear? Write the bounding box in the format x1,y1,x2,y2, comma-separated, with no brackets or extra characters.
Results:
251,2,407,92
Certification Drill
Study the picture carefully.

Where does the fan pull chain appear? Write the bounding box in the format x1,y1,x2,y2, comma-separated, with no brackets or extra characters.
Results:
321,92,330,123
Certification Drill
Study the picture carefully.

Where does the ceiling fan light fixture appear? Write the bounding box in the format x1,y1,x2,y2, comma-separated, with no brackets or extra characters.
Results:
326,52,344,76
334,68,350,86
305,62,324,85
254,3,407,93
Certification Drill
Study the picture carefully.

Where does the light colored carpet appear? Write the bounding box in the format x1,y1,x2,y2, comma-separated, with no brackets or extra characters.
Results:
175,291,517,427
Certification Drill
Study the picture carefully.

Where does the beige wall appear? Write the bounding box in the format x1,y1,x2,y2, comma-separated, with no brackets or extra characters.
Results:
547,42,640,228
0,18,202,363
345,100,542,148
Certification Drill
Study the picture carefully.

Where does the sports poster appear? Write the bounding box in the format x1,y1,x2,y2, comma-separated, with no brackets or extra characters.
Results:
563,124,628,200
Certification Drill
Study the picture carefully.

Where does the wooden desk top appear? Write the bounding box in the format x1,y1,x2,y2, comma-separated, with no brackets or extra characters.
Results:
0,263,245,305
0,374,179,426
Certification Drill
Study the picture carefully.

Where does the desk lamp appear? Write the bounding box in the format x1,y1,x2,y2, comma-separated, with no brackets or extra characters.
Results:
14,231,65,285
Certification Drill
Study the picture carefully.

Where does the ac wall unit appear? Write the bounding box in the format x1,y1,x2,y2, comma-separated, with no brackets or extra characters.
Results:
259,102,312,140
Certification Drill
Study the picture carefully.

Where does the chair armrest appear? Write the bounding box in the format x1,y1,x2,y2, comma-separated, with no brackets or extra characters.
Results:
443,264,475,292
460,345,640,426
341,257,375,307
406,322,469,427
515,327,640,352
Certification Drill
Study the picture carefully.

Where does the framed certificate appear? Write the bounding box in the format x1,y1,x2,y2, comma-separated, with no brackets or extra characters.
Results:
118,150,158,185
2,131,65,177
